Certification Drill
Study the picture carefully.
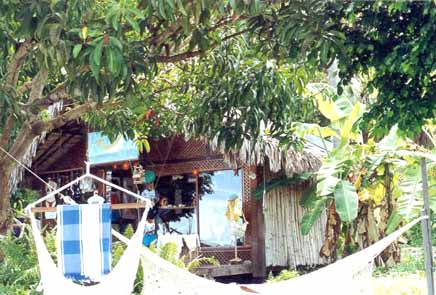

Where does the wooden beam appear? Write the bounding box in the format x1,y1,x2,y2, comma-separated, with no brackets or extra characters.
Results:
195,262,252,277
34,134,76,167
37,167,83,175
36,135,80,170
34,132,57,159
31,202,148,213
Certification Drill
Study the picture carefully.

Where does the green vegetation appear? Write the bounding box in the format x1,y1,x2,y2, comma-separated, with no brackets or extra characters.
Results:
152,242,219,272
374,247,426,277
267,269,299,282
0,229,55,295
372,247,430,295
0,224,218,294
0,0,330,228
328,2,436,137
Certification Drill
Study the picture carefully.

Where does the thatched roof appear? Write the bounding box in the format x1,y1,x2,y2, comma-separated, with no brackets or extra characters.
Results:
210,135,326,176
9,101,64,193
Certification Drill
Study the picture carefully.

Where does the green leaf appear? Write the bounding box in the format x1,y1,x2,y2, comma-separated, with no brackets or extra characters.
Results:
339,102,365,144
300,198,327,235
334,180,358,222
230,0,237,10
89,52,100,80
143,139,151,153
125,15,140,33
317,175,340,196
92,41,103,66
320,41,328,64
386,210,403,234
73,44,82,58
300,184,317,208
158,0,167,19
177,0,187,15
106,46,122,75
111,12,120,30
109,37,123,51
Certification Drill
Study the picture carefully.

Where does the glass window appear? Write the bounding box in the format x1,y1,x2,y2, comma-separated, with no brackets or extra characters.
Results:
199,170,243,247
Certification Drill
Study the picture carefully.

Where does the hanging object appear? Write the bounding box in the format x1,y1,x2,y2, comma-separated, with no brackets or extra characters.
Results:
225,194,248,264
25,162,152,295
132,164,145,184
112,164,118,170
88,132,139,165
80,177,94,193
122,161,130,171
192,168,199,177
143,170,156,184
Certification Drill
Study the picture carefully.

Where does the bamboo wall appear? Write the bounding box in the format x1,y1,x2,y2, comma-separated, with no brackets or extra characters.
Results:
264,185,329,268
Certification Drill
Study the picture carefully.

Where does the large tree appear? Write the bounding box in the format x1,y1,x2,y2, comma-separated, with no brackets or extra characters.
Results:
0,0,332,229
326,1,436,137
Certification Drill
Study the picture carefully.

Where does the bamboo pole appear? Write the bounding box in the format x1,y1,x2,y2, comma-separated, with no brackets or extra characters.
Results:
264,185,329,268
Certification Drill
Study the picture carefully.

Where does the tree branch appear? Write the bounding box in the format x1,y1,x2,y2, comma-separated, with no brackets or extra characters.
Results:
22,84,69,109
0,41,33,154
4,39,33,93
151,27,252,63
16,81,33,97
6,102,101,166
151,50,202,63
0,81,33,152
149,13,243,55
31,102,97,135
28,67,49,104
148,19,184,48
0,117,16,153
45,84,68,104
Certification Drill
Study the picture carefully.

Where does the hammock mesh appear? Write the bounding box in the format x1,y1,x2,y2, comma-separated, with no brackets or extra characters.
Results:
30,206,423,295
139,217,423,295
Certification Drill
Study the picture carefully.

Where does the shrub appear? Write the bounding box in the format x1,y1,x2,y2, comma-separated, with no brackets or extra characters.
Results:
0,227,46,295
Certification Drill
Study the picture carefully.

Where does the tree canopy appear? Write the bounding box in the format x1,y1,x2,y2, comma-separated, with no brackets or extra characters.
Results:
1,0,436,231
327,1,436,137
0,0,331,227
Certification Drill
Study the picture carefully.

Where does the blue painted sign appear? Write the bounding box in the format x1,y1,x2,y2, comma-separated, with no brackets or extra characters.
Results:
88,132,139,165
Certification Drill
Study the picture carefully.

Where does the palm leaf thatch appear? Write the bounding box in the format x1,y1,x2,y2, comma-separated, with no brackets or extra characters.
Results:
210,136,325,176
8,101,64,193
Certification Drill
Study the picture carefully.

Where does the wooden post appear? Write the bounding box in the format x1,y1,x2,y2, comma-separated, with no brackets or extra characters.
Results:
420,157,434,295
195,176,200,236
250,166,266,279
96,169,106,196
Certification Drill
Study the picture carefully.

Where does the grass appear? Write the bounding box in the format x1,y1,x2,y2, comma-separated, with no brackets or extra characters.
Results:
267,246,432,294
372,247,432,295
373,275,426,295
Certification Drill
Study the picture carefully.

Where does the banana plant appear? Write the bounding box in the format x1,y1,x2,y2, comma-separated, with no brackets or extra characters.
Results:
298,83,436,235
385,154,436,233
298,83,366,234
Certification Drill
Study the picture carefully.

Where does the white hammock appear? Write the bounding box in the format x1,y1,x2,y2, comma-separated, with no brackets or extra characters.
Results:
139,217,425,295
26,165,152,295
30,209,147,295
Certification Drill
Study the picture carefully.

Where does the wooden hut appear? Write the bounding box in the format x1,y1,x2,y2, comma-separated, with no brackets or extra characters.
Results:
23,122,328,279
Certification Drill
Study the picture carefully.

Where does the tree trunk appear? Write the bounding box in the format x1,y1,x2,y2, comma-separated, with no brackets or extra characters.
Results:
0,162,13,232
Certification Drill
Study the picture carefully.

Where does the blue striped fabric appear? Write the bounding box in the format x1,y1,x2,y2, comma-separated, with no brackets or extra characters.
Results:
58,204,112,281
